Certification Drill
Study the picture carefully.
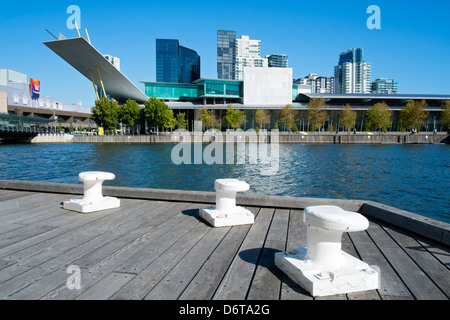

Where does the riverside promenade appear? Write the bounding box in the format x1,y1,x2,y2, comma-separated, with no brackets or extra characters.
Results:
0,180,448,300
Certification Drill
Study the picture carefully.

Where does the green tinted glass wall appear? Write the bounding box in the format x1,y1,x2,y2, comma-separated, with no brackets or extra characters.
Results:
145,83,197,100
197,80,242,98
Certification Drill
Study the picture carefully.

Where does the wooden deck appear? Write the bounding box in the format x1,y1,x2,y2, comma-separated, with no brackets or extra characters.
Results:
0,187,449,301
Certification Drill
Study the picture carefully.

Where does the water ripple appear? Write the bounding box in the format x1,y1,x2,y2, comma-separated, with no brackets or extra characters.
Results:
0,142,448,223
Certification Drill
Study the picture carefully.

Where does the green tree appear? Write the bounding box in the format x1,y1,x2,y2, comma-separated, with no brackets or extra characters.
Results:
440,100,450,131
119,99,141,133
91,97,119,131
398,100,429,131
165,109,176,130
307,97,329,133
175,112,187,130
278,104,298,131
224,105,245,129
255,109,270,129
365,101,392,132
199,107,216,130
143,97,175,132
339,104,357,132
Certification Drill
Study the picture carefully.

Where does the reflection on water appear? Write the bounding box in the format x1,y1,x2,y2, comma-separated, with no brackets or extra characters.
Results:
0,142,449,223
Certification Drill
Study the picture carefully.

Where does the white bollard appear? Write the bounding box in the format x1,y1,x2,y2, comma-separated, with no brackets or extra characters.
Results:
275,205,379,297
200,179,254,227
63,171,120,213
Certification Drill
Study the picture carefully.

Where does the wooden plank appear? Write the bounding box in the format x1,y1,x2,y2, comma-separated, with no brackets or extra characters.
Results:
348,222,413,299
75,272,135,300
0,259,15,271
109,217,211,300
39,203,203,300
1,188,449,300
0,192,65,216
0,232,106,298
213,207,275,300
19,197,137,228
0,190,34,202
365,221,447,300
247,208,290,300
0,200,179,299
178,207,260,300
143,226,231,300
416,238,450,271
178,224,250,300
341,232,380,300
2,201,155,299
115,204,204,274
72,201,189,269
0,193,68,225
382,223,450,298
280,209,312,300
1,199,147,264
0,224,57,249
0,199,144,260
361,201,449,246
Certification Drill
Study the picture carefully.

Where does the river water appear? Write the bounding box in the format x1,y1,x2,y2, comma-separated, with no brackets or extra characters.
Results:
0,142,449,223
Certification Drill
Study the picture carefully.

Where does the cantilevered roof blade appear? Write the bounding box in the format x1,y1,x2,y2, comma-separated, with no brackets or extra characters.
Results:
43,37,149,103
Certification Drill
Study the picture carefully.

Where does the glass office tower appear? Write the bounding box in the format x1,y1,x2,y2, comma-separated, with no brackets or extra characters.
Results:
156,39,200,83
217,30,236,80
179,46,201,83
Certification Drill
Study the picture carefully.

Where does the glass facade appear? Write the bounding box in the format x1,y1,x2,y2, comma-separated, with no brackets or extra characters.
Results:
144,82,197,100
179,46,200,84
156,39,200,84
144,79,242,101
196,79,242,98
217,30,236,80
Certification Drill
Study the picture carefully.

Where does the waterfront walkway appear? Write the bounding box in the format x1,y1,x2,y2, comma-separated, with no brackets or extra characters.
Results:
0,181,449,300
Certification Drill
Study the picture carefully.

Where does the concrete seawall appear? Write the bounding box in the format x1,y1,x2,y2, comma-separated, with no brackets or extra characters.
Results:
30,133,74,143
71,132,449,144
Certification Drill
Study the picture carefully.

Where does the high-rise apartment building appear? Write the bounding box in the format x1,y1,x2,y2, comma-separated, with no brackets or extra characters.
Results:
156,39,200,84
267,54,288,68
334,48,371,94
315,76,334,94
294,73,334,93
217,30,236,80
217,30,287,80
235,35,268,81
371,78,398,94
104,55,120,71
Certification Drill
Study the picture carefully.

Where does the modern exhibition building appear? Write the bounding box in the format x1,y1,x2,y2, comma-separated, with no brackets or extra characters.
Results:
43,31,450,132
0,68,93,132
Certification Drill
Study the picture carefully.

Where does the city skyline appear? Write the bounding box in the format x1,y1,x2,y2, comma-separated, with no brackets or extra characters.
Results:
1,0,449,106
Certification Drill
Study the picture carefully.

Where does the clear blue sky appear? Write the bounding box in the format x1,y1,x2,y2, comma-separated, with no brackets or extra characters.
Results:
1,0,449,106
